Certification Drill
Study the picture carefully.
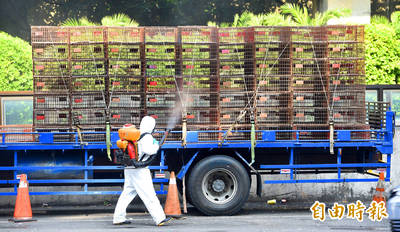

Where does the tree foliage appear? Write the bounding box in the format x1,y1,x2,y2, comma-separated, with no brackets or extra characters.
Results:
0,32,32,91
61,13,139,26
0,0,314,41
101,13,139,26
280,3,351,26
61,17,99,26
390,11,400,37
210,3,350,27
228,11,295,27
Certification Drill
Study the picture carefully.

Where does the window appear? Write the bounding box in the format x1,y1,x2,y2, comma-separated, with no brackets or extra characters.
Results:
384,90,400,126
1,97,33,125
365,90,377,102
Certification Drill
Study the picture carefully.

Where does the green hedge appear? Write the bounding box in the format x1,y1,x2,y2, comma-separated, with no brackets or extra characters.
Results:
365,21,400,84
0,32,32,91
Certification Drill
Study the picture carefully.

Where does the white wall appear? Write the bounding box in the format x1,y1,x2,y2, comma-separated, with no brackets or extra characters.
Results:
320,0,371,24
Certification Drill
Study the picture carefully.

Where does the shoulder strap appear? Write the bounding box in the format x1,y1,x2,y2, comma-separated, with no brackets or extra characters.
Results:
137,132,152,162
139,154,147,161
138,132,151,141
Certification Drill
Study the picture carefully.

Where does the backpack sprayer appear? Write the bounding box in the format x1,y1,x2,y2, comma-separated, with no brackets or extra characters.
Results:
115,124,170,168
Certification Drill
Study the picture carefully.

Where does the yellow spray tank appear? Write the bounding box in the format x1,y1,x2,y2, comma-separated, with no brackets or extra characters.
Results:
117,124,141,160
118,124,141,142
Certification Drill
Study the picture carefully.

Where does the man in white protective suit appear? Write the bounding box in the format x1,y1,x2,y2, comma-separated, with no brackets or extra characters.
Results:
113,116,173,226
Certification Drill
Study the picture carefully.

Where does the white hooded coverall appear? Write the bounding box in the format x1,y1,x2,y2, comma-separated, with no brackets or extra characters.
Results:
113,116,166,225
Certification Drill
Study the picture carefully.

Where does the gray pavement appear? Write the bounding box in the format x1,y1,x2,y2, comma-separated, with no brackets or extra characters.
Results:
0,207,390,232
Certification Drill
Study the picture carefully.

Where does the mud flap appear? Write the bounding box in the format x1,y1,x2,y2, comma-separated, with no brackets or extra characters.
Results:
256,174,262,197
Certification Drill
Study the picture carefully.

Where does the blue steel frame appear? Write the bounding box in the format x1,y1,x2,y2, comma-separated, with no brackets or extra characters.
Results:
0,111,394,195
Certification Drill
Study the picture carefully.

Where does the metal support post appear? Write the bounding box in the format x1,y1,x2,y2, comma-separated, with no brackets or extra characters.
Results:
160,150,165,192
337,148,342,179
289,148,294,181
387,153,391,181
84,149,88,192
14,151,18,193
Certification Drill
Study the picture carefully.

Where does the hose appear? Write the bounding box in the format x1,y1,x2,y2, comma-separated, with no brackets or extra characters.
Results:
106,120,112,161
218,110,246,146
329,120,334,155
129,129,171,168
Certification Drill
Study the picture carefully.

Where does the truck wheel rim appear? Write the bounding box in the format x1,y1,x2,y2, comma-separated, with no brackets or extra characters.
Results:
201,168,238,205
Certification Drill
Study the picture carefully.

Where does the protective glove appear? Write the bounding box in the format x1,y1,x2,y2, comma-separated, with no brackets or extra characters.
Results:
122,156,135,167
130,154,157,168
153,138,159,145
115,149,124,164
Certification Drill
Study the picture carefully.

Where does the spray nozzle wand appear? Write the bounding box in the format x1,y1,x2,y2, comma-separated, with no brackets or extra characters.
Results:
160,129,171,146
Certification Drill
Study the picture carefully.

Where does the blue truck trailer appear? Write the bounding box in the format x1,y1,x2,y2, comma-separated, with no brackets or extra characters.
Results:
0,105,394,216
0,25,395,216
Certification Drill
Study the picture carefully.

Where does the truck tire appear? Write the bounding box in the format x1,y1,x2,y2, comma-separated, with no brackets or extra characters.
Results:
187,155,250,216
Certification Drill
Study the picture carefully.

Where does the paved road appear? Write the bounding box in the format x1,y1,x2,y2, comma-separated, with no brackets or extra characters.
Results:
0,208,390,232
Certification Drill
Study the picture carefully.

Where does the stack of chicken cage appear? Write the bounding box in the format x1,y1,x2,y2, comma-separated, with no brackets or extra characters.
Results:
32,27,72,141
32,26,366,141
